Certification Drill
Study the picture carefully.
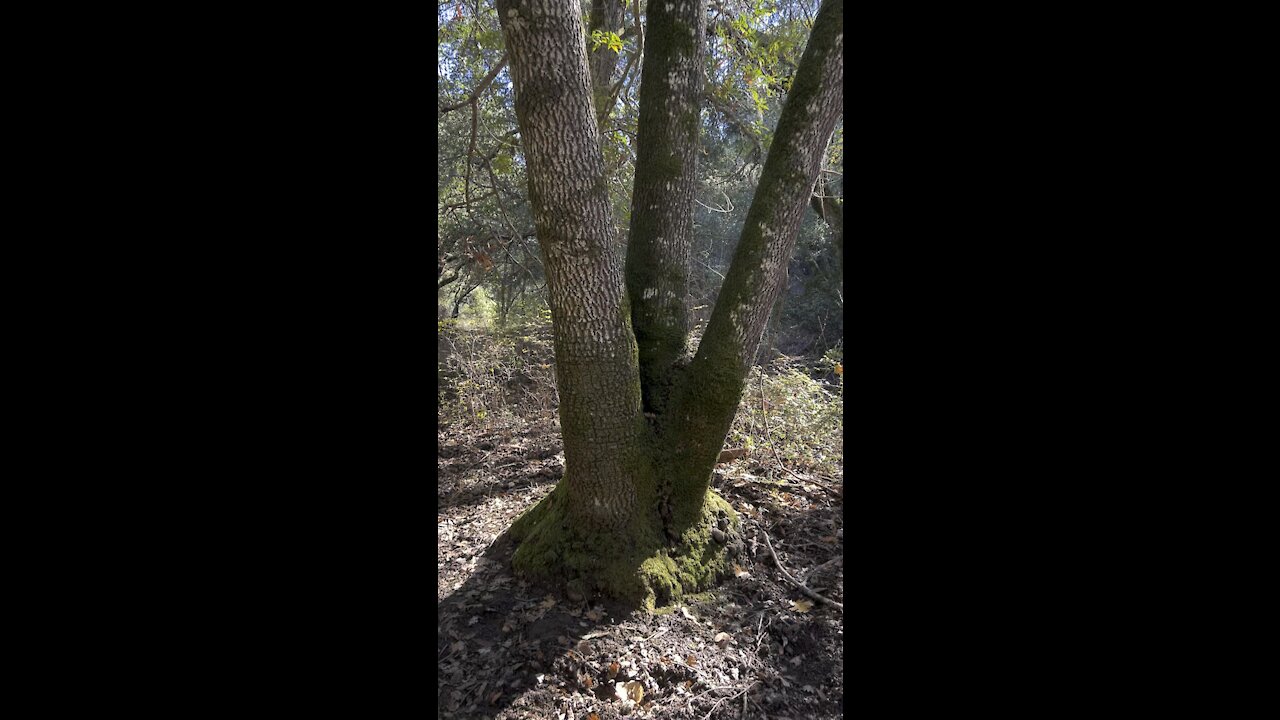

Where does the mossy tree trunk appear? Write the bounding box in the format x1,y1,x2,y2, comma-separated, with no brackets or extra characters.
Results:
662,0,843,532
625,0,705,420
496,0,843,608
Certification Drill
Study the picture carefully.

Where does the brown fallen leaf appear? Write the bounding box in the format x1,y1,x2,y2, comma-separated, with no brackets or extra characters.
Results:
717,447,747,463
624,680,644,703
589,714,600,720
714,632,732,649
791,599,815,612
608,661,620,679
581,674,594,689
732,563,750,578
685,654,698,667
540,595,557,609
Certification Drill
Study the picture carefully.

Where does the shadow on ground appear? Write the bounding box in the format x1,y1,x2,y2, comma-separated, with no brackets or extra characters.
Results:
438,531,643,719
437,480,844,719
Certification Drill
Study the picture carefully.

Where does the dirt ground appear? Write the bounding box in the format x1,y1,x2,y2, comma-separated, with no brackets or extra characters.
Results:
438,415,844,719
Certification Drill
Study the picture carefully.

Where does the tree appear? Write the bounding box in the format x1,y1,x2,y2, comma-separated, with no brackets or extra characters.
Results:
493,0,843,608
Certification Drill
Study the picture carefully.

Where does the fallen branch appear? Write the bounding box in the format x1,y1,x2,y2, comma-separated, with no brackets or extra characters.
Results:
757,524,843,612
801,555,843,585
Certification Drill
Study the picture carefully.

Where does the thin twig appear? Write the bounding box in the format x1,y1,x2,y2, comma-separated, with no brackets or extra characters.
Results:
758,523,843,611
691,685,741,702
644,627,669,642
464,96,479,214
701,682,757,720
753,616,772,655
801,555,843,585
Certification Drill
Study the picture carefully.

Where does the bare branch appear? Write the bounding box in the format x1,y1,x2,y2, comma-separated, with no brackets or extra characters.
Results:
440,53,509,114
758,523,843,611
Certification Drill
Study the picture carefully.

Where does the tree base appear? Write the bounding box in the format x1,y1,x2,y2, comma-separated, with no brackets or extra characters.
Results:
509,485,742,611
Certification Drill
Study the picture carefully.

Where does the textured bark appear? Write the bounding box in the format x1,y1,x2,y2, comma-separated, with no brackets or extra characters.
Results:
588,0,626,124
494,0,844,606
624,0,706,417
665,0,844,530
496,0,653,533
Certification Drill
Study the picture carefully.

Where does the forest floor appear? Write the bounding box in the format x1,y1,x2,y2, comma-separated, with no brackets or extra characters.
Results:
438,414,844,720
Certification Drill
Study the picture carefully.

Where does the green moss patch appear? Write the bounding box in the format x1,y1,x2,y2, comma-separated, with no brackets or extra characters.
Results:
508,485,740,613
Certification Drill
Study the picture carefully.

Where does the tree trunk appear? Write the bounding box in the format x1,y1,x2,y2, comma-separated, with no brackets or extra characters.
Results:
625,0,706,417
588,0,626,124
663,0,844,531
496,0,844,607
497,0,683,605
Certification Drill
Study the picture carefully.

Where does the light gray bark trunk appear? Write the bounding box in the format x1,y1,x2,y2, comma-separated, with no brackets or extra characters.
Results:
497,0,654,532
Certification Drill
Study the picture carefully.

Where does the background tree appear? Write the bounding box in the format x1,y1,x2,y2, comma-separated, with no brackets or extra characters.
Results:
457,0,841,607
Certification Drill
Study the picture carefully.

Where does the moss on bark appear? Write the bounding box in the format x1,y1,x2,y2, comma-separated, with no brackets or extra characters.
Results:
510,481,740,611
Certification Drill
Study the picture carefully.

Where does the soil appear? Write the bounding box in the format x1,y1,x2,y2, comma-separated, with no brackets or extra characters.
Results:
439,414,844,719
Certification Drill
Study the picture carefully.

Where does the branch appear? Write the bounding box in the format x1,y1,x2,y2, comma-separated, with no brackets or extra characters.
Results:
440,53,509,114
757,523,843,611
598,49,638,126
438,256,473,289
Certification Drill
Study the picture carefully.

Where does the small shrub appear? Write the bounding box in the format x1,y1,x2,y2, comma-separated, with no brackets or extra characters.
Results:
727,361,843,476
438,314,558,426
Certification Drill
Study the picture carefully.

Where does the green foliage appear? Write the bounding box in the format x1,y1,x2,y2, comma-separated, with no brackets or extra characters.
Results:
590,29,624,53
453,286,498,330
727,362,842,476
822,343,842,375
